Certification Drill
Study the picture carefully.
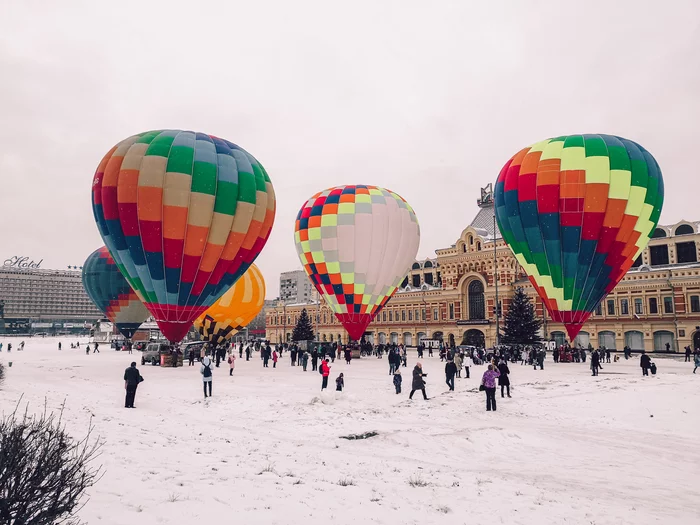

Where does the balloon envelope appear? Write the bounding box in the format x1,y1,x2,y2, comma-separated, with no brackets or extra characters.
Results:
82,247,150,339
91,130,276,342
194,264,265,345
294,185,420,340
494,134,664,340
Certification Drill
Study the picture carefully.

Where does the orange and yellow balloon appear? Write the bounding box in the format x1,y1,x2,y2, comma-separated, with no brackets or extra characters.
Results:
194,264,265,344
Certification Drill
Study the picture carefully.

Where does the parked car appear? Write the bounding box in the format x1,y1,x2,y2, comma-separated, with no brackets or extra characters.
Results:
181,341,206,362
139,342,171,366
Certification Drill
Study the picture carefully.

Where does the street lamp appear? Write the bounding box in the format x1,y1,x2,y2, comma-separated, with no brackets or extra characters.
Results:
493,214,500,347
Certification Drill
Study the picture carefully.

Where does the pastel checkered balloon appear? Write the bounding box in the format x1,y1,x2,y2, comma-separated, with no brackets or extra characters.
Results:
82,246,150,339
294,185,420,341
194,263,265,345
494,134,664,340
91,130,276,342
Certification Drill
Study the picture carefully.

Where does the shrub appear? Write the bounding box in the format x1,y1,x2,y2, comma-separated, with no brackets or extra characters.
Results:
0,403,102,524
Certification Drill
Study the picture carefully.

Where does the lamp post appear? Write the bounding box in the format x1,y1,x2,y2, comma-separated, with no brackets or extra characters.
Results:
493,214,500,347
422,288,429,345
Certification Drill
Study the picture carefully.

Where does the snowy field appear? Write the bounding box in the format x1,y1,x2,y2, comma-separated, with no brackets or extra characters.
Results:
0,336,698,525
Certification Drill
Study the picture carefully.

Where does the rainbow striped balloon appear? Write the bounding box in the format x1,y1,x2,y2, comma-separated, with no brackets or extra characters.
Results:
82,247,150,339
91,130,275,342
494,134,664,340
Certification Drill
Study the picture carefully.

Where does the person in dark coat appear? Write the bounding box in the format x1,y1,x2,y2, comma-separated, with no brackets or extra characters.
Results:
123,362,143,408
497,359,511,397
640,351,652,376
409,363,428,400
311,347,319,371
393,369,402,394
590,349,602,376
444,360,457,391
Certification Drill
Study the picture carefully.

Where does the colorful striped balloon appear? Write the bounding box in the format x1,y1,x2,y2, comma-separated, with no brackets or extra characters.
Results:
91,130,276,342
82,247,150,339
494,134,664,340
193,263,265,345
294,185,420,341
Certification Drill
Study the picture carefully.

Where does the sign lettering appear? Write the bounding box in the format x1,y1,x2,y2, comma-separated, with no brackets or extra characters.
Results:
3,256,43,269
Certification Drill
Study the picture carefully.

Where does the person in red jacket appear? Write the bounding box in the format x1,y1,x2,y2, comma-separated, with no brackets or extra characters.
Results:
320,358,331,390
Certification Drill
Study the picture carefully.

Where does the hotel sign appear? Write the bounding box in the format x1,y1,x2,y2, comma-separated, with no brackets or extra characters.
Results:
456,319,490,325
3,256,43,269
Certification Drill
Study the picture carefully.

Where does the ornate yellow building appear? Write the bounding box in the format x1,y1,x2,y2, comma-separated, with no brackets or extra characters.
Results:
266,190,700,353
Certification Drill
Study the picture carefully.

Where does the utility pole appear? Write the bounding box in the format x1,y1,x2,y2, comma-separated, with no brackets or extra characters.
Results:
493,214,500,347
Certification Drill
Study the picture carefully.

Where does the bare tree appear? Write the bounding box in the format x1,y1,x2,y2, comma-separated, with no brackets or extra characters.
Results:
0,401,103,525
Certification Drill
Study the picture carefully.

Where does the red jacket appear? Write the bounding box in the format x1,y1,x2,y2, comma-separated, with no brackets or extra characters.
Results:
321,361,331,377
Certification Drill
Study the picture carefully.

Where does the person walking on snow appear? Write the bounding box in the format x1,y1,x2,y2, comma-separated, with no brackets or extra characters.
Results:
336,373,344,392
409,362,428,400
497,359,511,398
481,364,501,411
201,355,214,398
640,351,652,376
85,345,90,355
693,351,700,373
58,342,62,351
93,342,99,353
302,350,309,371
320,358,331,390
228,352,236,376
123,361,143,408
393,369,402,394
591,349,602,376
272,349,278,368
445,359,457,391
454,352,463,378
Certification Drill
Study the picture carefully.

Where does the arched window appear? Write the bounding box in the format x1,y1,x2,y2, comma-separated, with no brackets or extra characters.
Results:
462,244,467,253
652,228,667,238
675,224,694,235
476,242,481,251
412,262,421,270
468,280,485,320
468,235,474,245
424,260,433,268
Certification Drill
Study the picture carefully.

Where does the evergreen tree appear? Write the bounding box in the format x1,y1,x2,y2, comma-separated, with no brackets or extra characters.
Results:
292,308,315,342
501,287,543,345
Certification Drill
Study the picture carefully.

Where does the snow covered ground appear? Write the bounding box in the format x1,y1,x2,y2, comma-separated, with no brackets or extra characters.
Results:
0,336,698,525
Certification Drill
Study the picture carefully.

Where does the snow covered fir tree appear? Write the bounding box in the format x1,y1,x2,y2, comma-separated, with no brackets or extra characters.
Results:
291,308,315,342
501,287,543,345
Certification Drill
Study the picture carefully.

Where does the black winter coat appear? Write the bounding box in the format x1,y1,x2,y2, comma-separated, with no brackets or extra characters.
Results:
497,363,510,385
445,362,458,377
640,354,651,368
124,366,141,386
411,366,426,390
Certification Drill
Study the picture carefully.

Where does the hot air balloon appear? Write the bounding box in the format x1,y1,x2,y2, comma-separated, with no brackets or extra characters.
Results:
494,134,664,340
194,263,265,345
82,246,150,339
91,130,276,342
294,185,420,341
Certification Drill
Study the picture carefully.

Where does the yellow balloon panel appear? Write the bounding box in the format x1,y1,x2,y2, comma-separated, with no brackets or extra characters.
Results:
193,264,265,344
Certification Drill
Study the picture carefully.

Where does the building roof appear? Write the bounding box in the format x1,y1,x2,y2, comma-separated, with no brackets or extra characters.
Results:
469,205,501,240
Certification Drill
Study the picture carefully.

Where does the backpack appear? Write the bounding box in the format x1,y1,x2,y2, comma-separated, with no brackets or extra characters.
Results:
203,363,212,378
319,363,325,375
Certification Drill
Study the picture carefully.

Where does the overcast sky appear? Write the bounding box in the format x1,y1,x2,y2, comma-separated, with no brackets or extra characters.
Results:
1,0,698,298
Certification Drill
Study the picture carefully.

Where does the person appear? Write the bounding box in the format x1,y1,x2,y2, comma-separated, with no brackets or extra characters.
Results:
497,359,511,398
389,349,398,375
228,352,236,376
605,348,611,364
409,362,428,400
694,351,700,374
245,345,251,361
86,345,90,355
291,347,297,367
93,342,100,353
302,350,309,371
590,349,602,376
445,359,457,391
272,349,278,368
311,347,319,371
481,364,501,411
58,342,62,351
320,358,331,390
123,362,143,408
640,351,652,376
428,345,433,357
239,343,243,359
393,369,402,394
454,352,463,378
553,347,559,363
188,347,196,366
19,341,25,351
263,346,270,368
336,373,344,392
665,342,671,352
344,347,351,364
685,346,691,362
201,355,213,397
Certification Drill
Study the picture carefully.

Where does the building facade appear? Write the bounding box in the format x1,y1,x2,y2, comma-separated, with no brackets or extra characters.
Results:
279,269,317,304
266,189,700,353
0,266,102,334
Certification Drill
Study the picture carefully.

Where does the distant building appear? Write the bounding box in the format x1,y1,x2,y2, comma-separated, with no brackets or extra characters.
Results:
267,186,700,352
0,265,102,334
279,269,317,304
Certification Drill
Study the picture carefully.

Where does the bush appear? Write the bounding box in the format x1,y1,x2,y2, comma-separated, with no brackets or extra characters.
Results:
0,403,103,524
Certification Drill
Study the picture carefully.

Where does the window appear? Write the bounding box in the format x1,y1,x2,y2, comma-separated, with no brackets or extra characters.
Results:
675,224,694,235
663,296,673,314
433,308,438,320
468,280,486,319
607,299,615,315
389,311,393,322
652,228,667,238
421,309,426,321
632,255,643,268
469,235,473,245
415,309,419,321
424,273,434,285
449,303,454,320
649,245,669,266
408,310,413,321
649,297,658,314
634,298,643,314
401,277,408,288
402,310,406,321
412,274,421,287
676,241,697,263
620,299,629,315
595,303,602,316
691,295,700,313
382,311,386,322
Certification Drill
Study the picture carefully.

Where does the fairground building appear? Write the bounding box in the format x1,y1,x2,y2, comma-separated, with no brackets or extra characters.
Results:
266,187,700,353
